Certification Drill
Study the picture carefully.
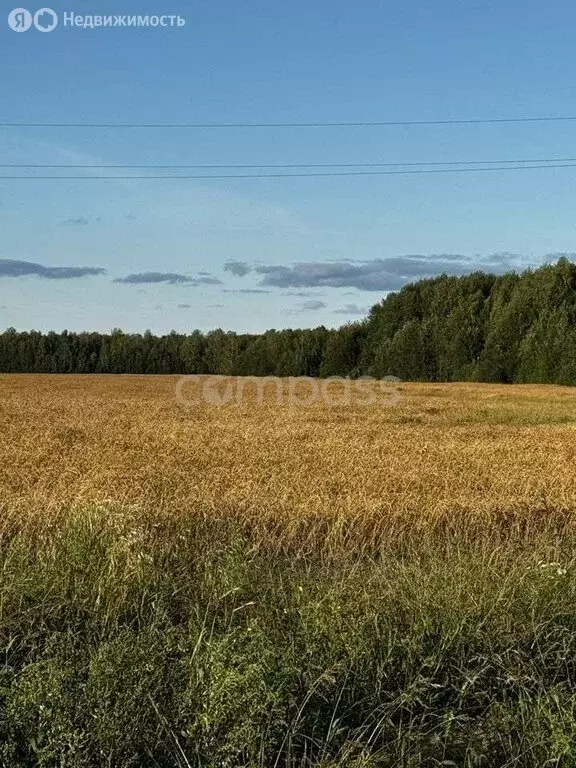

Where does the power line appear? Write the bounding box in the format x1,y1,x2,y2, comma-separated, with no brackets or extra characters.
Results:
2,162,576,179
3,156,576,169
2,115,576,129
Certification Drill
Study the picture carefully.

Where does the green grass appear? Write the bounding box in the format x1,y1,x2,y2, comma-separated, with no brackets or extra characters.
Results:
2,508,576,767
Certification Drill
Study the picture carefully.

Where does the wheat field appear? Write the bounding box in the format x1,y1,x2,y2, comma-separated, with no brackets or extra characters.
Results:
3,375,576,767
3,374,576,531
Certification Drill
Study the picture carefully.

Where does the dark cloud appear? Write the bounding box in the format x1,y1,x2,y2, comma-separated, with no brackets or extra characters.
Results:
115,272,192,285
222,288,271,295
481,251,521,264
60,216,90,226
333,303,368,316
114,272,222,286
281,290,321,297
256,253,546,292
223,260,251,277
298,300,327,311
0,258,105,280
177,303,191,309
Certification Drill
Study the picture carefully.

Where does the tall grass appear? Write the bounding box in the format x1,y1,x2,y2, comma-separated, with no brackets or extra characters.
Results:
2,506,576,766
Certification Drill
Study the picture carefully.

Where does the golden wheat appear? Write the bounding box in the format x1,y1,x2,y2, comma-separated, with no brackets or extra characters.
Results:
1,374,576,543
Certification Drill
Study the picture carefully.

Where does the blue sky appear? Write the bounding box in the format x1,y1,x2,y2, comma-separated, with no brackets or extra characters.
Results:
1,0,576,333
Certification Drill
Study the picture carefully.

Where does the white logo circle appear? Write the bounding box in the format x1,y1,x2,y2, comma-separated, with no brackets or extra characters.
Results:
8,8,32,31
33,7,57,31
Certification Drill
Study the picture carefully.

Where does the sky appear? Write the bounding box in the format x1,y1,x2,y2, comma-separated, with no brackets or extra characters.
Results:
1,0,576,334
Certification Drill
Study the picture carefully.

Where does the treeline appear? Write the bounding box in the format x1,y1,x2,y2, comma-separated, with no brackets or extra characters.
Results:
1,258,576,383
363,257,576,384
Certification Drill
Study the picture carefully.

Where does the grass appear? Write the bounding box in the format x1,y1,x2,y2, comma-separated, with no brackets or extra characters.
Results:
2,375,576,766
